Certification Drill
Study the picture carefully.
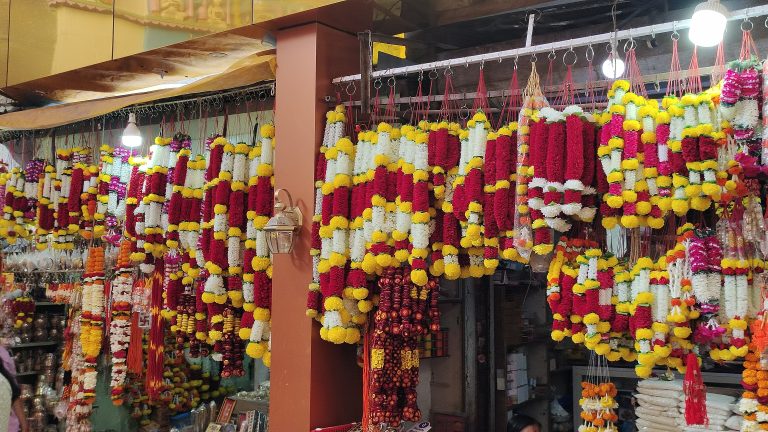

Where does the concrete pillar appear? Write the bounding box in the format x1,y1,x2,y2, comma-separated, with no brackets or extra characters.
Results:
269,22,362,431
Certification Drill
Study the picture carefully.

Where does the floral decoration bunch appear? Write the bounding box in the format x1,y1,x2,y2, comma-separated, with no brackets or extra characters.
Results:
368,266,440,426
579,379,618,432
109,240,133,405
243,124,275,365
80,246,105,406
201,136,230,306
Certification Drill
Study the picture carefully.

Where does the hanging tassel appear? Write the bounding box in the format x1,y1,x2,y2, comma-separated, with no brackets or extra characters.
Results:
126,312,143,375
683,352,708,426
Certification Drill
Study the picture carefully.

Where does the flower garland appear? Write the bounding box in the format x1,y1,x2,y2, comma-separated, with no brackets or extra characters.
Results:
539,108,568,236
307,116,330,318
66,300,93,432
33,160,54,249
109,240,133,405
717,220,750,360
720,58,762,161
482,130,500,271
346,128,373,319
494,123,521,261
512,68,548,262
739,348,765,431
410,129,433,284
201,136,230,306
547,240,569,340
226,137,251,309
629,257,654,378
440,124,463,279
600,82,628,228
126,157,150,272
244,124,275,363
639,101,664,228
363,123,397,272
460,111,489,254
178,153,205,353
8,294,33,328
561,108,586,218
394,125,416,270
655,107,673,213
145,137,173,262
528,117,551,253
321,135,359,344
0,168,27,245
80,246,105,406
665,224,697,372
619,91,644,228
163,134,192,324
690,229,725,350
579,380,618,432
649,258,672,362
667,97,691,216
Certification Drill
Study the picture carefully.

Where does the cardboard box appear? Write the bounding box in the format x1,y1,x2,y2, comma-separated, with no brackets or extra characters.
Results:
506,368,528,388
507,385,530,405
506,352,527,370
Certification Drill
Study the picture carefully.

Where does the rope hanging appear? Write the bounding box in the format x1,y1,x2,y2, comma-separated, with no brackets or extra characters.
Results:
557,50,577,107
687,46,703,94
623,39,646,97
666,33,684,97
711,41,726,84
584,45,601,112
496,60,521,129
473,63,490,117
439,68,459,123
739,19,760,60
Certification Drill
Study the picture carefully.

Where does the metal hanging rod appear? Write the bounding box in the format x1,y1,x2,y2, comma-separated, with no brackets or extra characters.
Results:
109,81,276,117
0,81,276,141
336,66,716,108
332,5,768,84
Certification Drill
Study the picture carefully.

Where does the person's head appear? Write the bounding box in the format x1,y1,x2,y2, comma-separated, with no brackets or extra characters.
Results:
507,414,541,432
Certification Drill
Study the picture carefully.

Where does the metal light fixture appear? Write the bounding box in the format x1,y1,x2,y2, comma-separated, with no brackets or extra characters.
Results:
121,113,143,148
602,5,626,80
601,52,626,79
264,189,302,254
689,0,729,47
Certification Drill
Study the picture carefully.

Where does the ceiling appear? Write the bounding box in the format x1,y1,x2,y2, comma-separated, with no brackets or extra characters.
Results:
371,0,765,64
2,0,765,112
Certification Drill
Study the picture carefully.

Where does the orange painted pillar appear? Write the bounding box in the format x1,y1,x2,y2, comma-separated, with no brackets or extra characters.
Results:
270,23,362,431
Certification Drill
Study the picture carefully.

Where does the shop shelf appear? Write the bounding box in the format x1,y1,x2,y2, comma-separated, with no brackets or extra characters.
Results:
311,423,359,432
35,301,65,307
11,341,58,349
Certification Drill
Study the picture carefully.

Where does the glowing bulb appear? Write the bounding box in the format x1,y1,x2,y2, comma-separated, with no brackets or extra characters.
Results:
689,0,728,47
121,113,143,148
601,55,625,79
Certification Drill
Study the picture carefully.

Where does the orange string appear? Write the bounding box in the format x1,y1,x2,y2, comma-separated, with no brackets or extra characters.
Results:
712,41,726,84
126,311,143,374
666,37,683,97
687,46,702,94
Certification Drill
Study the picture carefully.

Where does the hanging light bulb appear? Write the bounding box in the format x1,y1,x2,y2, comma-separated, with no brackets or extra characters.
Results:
601,52,625,79
689,0,729,47
121,112,142,148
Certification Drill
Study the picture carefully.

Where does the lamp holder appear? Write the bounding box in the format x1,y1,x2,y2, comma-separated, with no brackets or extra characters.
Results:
274,188,302,227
